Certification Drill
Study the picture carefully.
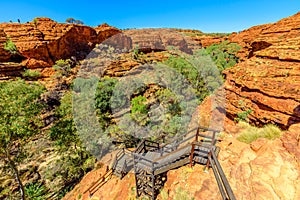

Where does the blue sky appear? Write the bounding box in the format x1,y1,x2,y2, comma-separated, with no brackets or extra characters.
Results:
0,0,299,32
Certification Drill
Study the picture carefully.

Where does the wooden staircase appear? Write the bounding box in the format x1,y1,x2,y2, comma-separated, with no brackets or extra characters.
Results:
132,126,224,200
86,126,235,200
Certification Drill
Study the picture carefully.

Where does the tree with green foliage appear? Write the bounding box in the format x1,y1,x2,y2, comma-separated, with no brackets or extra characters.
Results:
95,77,118,129
65,18,75,23
0,79,45,200
32,18,39,28
4,38,18,55
65,18,84,25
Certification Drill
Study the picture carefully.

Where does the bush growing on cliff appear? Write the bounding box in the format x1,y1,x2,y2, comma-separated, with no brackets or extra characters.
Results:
4,38,18,54
53,59,72,77
32,18,39,28
22,69,41,80
234,109,253,122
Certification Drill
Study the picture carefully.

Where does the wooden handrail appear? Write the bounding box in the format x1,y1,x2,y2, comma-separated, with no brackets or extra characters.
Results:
210,150,236,200
135,139,146,153
198,125,222,133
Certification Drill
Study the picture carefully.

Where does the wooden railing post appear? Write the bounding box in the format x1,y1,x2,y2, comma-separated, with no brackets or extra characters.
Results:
211,131,216,146
204,149,212,173
195,126,200,142
190,143,195,167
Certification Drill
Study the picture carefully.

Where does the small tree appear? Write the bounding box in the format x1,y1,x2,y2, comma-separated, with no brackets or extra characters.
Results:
65,18,75,23
0,79,45,200
66,18,84,25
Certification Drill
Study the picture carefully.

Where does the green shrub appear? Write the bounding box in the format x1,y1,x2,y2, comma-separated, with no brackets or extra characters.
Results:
156,89,181,116
4,38,18,54
234,109,252,122
53,59,72,77
95,77,118,129
132,45,140,60
131,95,147,114
237,121,282,144
25,182,47,200
163,49,224,101
95,77,118,114
0,79,45,199
163,55,208,100
22,69,41,80
32,18,38,28
130,95,148,125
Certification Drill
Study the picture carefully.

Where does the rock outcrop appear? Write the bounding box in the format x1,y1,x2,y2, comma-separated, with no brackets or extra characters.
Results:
124,28,196,54
0,18,120,77
224,12,300,128
174,28,228,48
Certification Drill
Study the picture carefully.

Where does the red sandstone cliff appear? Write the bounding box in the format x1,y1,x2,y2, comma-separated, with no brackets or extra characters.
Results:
224,12,300,129
0,18,120,78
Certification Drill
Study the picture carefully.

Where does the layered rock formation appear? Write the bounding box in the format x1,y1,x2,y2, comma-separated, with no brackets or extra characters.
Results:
0,18,120,77
174,28,228,47
124,28,195,54
224,12,300,128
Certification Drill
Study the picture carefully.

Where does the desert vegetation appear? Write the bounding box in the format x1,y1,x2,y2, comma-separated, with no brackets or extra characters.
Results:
22,69,41,80
4,38,18,55
0,38,242,199
237,121,282,144
65,18,84,25
0,36,271,200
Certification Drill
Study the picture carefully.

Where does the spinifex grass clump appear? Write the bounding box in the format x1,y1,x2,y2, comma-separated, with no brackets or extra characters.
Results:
237,121,282,144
